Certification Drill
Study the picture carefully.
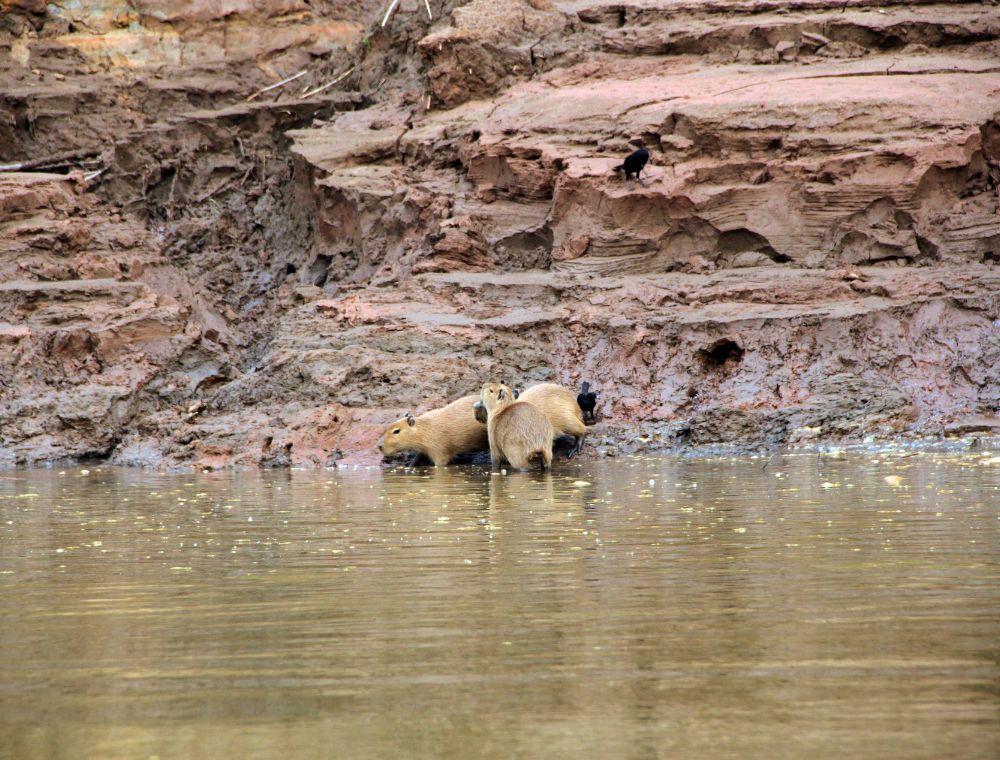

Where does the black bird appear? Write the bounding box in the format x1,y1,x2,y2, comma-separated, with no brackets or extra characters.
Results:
577,381,599,424
614,147,649,191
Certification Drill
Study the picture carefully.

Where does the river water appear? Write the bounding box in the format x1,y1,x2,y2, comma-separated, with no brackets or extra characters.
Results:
1,450,998,759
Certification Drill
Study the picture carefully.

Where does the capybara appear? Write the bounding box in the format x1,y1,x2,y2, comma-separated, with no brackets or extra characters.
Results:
378,394,488,466
480,382,553,471
518,382,588,456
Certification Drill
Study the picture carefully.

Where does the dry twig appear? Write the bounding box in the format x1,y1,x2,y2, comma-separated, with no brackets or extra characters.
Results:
194,178,237,204
381,0,402,27
0,148,101,173
301,66,356,99
246,70,308,101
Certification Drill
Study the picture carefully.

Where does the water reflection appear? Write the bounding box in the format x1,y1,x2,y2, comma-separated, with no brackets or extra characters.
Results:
1,450,998,760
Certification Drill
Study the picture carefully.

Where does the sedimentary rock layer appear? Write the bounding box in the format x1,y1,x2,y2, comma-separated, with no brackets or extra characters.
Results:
1,0,998,467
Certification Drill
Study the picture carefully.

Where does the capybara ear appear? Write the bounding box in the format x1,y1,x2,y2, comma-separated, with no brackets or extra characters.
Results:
498,388,506,400
513,388,520,399
406,414,416,427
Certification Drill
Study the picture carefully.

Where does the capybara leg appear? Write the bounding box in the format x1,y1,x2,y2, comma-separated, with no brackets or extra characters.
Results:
506,450,528,470
540,448,552,471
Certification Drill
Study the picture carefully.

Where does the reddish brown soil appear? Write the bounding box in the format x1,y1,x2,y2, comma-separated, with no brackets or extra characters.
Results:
1,0,998,468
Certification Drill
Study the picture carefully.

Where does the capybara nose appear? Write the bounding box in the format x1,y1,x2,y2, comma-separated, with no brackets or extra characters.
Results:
377,437,384,452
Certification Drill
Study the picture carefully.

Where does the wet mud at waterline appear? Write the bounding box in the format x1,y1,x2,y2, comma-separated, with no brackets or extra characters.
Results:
2,451,999,759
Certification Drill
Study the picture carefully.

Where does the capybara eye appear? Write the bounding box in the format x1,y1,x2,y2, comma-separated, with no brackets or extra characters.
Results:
393,428,400,435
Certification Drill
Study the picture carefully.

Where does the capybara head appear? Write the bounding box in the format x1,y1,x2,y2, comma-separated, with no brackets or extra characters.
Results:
473,400,488,424
480,382,516,415
474,387,519,423
377,412,418,456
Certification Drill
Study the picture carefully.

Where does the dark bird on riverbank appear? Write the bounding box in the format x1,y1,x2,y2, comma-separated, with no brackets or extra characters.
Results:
577,381,598,424
614,147,649,191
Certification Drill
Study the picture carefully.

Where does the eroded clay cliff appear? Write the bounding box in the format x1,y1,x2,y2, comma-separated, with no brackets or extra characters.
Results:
1,0,998,467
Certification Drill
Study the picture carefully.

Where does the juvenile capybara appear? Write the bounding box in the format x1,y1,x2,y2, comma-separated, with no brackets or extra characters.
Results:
377,394,488,466
480,382,553,471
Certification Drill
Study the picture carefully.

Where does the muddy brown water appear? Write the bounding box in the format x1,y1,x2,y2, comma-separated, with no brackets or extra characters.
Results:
1,451,998,760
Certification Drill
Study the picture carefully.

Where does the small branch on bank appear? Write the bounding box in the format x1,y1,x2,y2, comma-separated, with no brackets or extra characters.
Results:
381,0,402,27
0,148,102,173
246,69,308,102
424,0,433,20
162,167,177,220
301,66,357,99
193,178,237,204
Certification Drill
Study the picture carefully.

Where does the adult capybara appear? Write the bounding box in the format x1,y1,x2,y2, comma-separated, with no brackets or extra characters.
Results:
377,394,488,466
473,382,588,455
518,383,588,456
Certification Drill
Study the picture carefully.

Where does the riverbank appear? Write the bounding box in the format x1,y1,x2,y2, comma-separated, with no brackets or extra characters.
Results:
1,1,998,470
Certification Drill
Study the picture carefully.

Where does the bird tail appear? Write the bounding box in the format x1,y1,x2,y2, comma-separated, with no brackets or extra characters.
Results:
612,163,624,173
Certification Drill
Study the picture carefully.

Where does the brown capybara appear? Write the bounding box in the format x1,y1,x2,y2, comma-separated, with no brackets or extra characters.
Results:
480,382,553,471
518,383,588,456
377,394,488,466
474,382,587,456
